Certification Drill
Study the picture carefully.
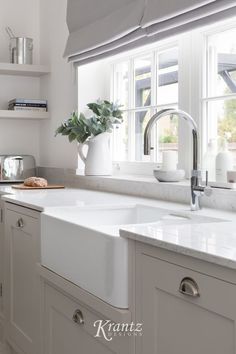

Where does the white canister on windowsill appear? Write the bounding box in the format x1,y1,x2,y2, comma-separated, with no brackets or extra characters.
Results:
162,151,178,171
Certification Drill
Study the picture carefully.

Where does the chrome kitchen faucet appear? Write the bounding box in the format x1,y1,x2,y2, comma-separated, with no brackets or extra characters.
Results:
144,108,212,211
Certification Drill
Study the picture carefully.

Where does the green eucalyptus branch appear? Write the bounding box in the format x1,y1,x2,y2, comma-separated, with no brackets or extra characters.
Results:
55,100,123,144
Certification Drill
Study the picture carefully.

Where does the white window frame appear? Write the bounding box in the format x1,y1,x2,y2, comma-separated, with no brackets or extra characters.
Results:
109,17,236,177
202,19,236,160
110,39,180,175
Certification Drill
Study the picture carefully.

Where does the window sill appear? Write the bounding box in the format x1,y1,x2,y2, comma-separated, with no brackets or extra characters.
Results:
76,172,190,186
74,172,236,211
76,173,236,191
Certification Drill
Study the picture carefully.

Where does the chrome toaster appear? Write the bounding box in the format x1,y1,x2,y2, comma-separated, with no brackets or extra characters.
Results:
0,155,36,182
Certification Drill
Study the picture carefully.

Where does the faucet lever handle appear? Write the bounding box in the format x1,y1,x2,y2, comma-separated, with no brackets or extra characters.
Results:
204,170,213,197
205,170,208,186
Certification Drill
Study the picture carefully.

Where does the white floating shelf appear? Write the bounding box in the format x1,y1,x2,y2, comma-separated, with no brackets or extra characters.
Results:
0,110,49,120
0,63,50,77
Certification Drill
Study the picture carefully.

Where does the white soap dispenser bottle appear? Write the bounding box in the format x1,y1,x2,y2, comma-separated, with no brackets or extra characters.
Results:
202,139,217,181
215,139,233,182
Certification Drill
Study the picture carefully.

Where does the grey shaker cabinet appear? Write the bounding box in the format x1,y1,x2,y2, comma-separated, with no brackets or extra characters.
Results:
4,203,41,354
0,199,4,342
43,282,132,354
135,245,236,354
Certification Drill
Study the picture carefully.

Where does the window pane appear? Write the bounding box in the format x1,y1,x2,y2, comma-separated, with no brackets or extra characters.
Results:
157,48,178,105
155,111,179,162
113,112,129,161
134,110,151,161
134,56,152,108
207,28,236,97
113,61,129,109
112,45,179,163
134,109,179,163
207,99,236,163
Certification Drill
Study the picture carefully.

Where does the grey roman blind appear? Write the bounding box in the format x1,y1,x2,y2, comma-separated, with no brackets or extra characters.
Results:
141,0,216,28
143,0,236,37
65,0,236,66
64,0,145,60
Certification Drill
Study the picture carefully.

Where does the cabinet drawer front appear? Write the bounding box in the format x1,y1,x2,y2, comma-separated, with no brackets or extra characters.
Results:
44,284,132,354
142,255,236,314
6,208,38,235
4,207,40,354
136,254,236,354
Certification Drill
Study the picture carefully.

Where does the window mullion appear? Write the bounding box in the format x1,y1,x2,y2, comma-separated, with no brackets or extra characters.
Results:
128,58,135,161
155,49,160,161
151,51,157,107
178,33,193,176
191,32,205,166
110,63,115,102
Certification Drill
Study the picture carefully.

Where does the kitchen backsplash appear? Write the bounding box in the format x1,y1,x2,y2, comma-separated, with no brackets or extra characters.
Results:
38,167,236,212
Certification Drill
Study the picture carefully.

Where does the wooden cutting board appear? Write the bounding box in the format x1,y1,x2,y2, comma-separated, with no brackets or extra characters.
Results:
12,184,65,190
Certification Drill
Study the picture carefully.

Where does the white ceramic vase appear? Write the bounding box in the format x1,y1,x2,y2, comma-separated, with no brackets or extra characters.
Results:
78,132,112,176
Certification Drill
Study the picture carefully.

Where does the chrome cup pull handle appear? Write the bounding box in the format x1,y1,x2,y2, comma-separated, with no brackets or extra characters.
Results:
179,277,200,297
72,309,84,325
16,218,24,228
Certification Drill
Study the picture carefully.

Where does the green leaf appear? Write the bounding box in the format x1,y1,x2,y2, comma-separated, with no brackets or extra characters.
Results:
68,132,77,142
55,100,124,144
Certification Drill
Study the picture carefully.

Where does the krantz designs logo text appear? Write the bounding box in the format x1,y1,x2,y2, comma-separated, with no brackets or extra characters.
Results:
94,320,143,341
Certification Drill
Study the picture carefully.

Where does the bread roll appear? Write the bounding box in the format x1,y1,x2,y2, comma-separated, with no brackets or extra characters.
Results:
24,177,48,187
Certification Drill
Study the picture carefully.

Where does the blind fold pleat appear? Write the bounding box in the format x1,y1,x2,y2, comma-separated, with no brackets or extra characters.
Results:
141,0,216,28
64,0,145,58
64,0,236,65
145,0,236,36
68,28,146,63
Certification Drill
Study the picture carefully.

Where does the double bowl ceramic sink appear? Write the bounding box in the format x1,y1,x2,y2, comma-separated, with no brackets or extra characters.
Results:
41,204,224,308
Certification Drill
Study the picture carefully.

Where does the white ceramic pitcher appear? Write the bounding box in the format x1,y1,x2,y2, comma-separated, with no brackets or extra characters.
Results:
78,132,112,176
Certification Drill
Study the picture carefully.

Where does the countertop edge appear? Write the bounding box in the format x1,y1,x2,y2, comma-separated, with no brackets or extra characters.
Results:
1,194,45,212
120,229,236,271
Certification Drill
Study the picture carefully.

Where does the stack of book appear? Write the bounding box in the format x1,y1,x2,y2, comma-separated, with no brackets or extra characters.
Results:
8,99,47,112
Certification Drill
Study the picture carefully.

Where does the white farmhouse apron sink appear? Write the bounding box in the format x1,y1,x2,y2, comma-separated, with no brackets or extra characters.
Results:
41,204,224,308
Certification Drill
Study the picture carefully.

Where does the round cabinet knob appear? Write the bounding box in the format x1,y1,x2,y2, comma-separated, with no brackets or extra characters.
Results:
179,277,200,297
16,218,24,228
72,309,84,325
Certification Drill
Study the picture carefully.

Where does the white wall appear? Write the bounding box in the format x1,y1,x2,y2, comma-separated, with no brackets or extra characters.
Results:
77,61,111,171
39,0,111,169
0,0,41,162
78,62,111,113
39,0,78,169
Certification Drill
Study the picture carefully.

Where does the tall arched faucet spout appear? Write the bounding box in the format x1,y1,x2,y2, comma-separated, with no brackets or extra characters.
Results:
144,108,199,170
143,108,212,211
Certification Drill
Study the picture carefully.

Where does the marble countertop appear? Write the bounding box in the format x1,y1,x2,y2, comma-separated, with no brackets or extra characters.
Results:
120,220,236,270
1,184,236,270
0,184,17,195
0,185,182,211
